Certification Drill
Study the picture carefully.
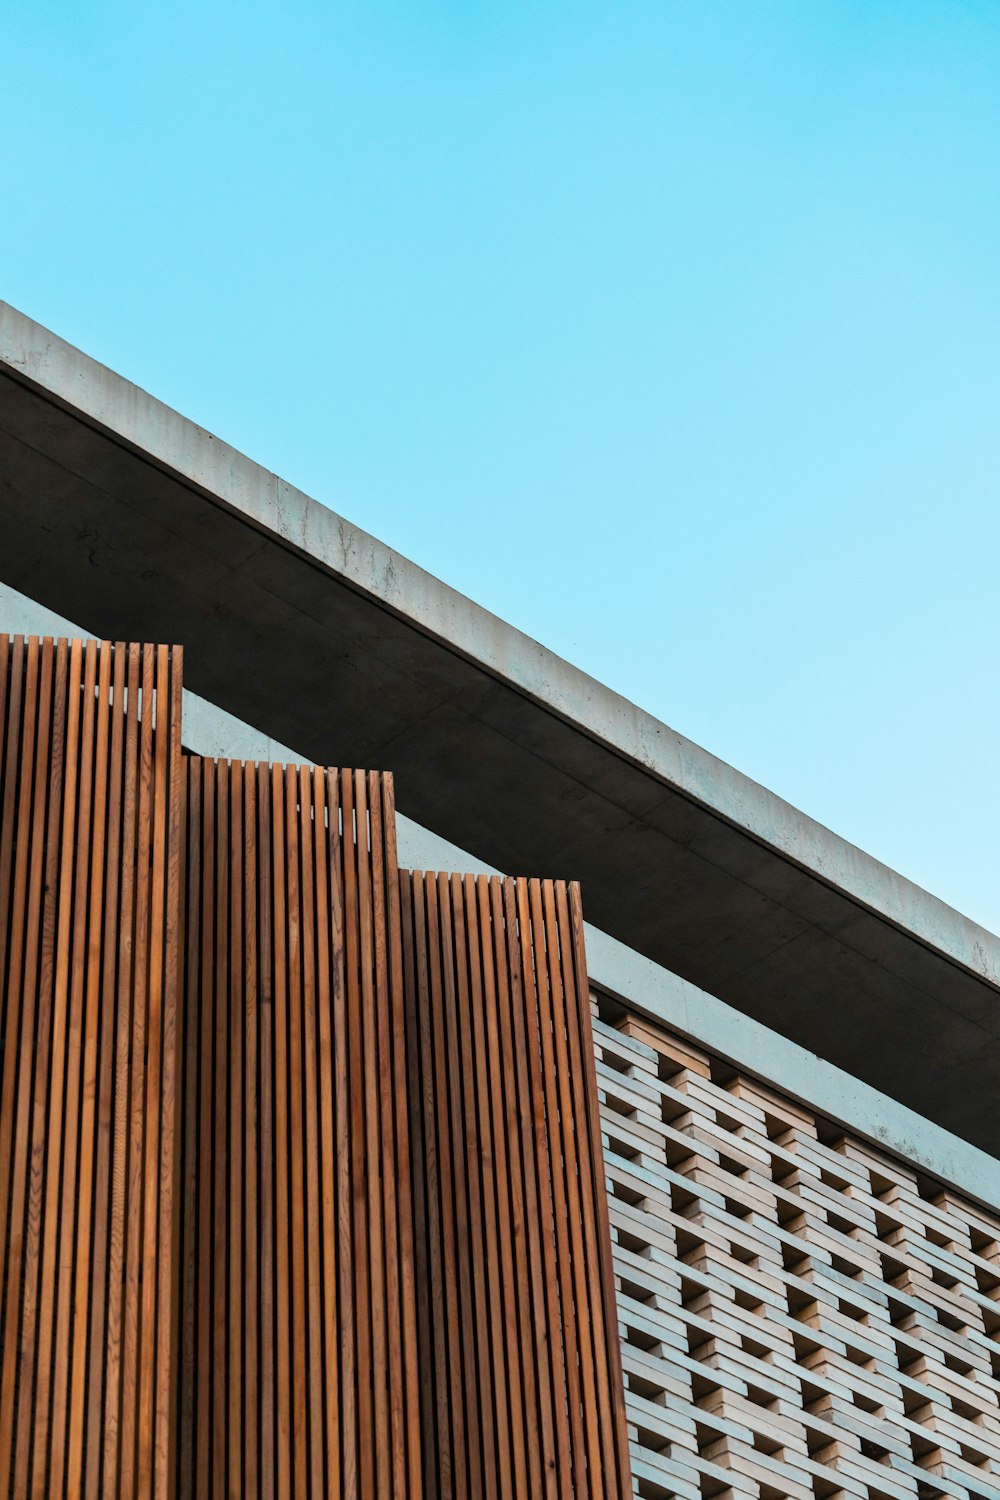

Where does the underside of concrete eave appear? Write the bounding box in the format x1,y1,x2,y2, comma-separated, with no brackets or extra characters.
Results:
2,300,999,1155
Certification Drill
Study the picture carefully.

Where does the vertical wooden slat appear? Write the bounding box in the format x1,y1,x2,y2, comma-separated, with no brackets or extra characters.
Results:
544,880,602,1493
85,640,127,1500
230,760,245,1500
15,640,67,1500
439,871,481,1497
297,765,325,1498
0,635,37,1497
0,637,39,1382
357,770,390,1500
382,778,422,1500
194,760,214,1500
528,877,585,1496
0,630,11,1460
50,638,99,1495
177,759,200,1500
66,640,111,1493
0,632,19,1096
312,767,338,1500
1,639,49,1494
416,868,456,1498
155,645,184,1497
341,769,372,1500
104,640,140,1499
244,763,259,1500
258,763,275,1500
450,874,499,1500
505,877,560,1500
135,643,169,1498
488,875,542,1500
468,874,523,1497
284,766,309,1493
425,871,467,1499
399,869,437,1498
328,768,356,1500
270,764,292,1500
370,776,404,1498
212,759,230,1499
47,636,99,1500
119,642,156,1499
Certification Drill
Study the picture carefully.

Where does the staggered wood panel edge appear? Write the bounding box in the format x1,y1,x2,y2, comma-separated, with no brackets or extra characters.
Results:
1,633,634,1499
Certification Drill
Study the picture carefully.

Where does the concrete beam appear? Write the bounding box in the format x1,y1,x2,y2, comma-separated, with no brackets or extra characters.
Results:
6,580,999,1214
1,302,998,1152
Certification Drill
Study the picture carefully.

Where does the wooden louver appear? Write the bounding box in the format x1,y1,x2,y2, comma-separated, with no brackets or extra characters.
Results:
0,633,631,1500
0,636,183,1500
176,759,420,1499
399,872,632,1500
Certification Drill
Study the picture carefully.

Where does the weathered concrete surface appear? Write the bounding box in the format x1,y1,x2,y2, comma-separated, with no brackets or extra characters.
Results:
1,300,998,1152
6,580,999,1213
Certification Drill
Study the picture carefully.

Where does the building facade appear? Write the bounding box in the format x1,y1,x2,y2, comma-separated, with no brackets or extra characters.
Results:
1,302,999,1499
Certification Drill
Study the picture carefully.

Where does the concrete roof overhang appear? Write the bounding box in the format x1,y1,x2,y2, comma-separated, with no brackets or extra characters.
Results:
1,301,997,1155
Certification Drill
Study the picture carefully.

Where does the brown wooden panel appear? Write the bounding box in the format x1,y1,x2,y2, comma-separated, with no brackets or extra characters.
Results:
175,760,420,1499
400,871,632,1500
0,633,183,1500
1,630,630,1500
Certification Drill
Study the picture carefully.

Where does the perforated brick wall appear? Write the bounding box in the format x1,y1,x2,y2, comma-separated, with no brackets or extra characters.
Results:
593,996,1000,1500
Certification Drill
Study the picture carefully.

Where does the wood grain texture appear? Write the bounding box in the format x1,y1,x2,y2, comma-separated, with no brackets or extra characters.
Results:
400,871,633,1500
1,632,634,1500
175,760,420,1500
0,634,182,1500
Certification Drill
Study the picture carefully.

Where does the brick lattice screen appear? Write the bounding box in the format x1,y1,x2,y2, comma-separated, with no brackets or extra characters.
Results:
594,1001,1000,1500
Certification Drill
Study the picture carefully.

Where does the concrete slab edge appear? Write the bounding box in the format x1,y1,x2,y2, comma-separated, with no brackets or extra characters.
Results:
3,579,997,1213
3,302,999,992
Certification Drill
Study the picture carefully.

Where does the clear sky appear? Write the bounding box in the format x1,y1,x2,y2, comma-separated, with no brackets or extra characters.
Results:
5,2,999,930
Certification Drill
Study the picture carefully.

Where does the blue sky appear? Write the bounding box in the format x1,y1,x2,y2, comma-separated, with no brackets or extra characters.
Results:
5,2,999,929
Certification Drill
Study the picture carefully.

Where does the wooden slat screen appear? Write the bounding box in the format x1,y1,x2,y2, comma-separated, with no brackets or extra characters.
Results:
0,631,632,1499
0,634,183,1500
176,761,420,1500
398,871,632,1500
